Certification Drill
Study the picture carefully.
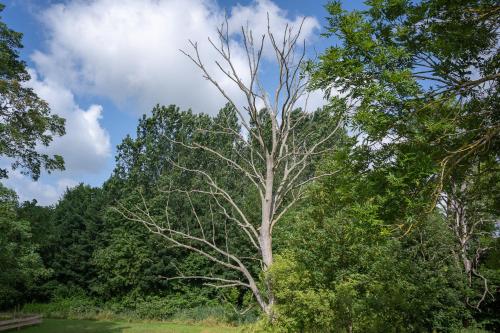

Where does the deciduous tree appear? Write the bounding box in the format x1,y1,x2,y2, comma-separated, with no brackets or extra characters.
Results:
0,3,65,180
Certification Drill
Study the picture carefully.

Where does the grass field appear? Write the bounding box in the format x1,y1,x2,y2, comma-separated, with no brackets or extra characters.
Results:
18,318,240,333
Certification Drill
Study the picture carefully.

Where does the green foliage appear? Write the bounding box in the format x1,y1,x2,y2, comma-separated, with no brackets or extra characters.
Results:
47,184,106,292
0,4,65,180
10,105,260,324
1,1,497,329
269,212,467,332
92,229,155,298
313,0,499,211
111,104,260,304
22,294,98,320
22,295,253,325
266,147,470,332
311,0,499,328
0,183,51,309
4,98,495,330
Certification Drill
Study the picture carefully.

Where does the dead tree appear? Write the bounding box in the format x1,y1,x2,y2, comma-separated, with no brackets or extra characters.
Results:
439,175,495,309
117,16,341,317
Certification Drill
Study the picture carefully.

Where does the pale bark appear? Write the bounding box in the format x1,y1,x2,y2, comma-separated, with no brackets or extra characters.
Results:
441,179,493,309
117,15,342,316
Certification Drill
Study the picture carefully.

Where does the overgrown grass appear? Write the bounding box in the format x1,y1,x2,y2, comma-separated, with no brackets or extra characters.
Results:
21,296,258,326
18,318,239,333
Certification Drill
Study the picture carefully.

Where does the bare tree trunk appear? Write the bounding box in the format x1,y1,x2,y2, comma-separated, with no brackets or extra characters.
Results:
454,198,473,284
261,162,275,314
442,179,492,309
261,155,274,268
117,15,342,316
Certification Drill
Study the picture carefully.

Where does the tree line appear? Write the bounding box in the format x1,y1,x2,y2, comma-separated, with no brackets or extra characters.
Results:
0,0,499,332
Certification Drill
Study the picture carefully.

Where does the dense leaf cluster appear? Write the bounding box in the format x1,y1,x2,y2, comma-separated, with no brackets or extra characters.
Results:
0,4,65,180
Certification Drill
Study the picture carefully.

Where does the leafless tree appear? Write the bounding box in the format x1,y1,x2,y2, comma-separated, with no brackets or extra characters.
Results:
117,16,342,317
439,174,495,309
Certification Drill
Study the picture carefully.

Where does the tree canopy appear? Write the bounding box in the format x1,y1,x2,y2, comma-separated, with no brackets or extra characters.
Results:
0,4,65,180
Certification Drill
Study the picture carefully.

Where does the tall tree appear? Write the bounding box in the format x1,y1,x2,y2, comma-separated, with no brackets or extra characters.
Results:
0,3,65,180
313,0,499,180
118,20,342,316
0,183,50,309
110,105,250,302
312,0,499,315
49,184,105,292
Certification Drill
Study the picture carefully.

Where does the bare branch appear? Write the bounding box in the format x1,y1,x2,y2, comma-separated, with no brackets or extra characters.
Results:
121,13,343,317
159,275,250,289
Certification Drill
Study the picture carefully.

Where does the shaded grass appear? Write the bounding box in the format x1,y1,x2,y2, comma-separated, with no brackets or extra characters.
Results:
18,318,240,333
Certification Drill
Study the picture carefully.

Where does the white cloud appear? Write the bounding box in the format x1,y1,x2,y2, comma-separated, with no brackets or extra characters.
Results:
32,0,319,115
301,89,328,112
26,69,111,174
5,0,322,206
0,69,112,206
2,170,78,206
228,0,319,59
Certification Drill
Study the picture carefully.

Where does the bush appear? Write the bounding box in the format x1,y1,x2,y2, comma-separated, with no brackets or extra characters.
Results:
22,295,98,319
267,205,470,332
21,294,257,325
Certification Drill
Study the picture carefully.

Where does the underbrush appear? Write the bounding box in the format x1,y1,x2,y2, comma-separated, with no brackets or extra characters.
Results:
21,295,258,326
15,299,495,333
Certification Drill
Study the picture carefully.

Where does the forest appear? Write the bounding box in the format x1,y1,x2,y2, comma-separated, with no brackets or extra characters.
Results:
0,0,499,332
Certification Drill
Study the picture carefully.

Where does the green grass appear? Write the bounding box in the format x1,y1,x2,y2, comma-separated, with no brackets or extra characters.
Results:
18,318,240,333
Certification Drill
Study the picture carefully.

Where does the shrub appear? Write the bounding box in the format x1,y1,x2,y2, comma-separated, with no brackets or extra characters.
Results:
21,294,257,325
22,295,98,319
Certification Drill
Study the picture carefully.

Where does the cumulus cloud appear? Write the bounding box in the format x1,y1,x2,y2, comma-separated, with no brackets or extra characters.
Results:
4,0,322,206
228,0,319,59
32,0,319,115
2,169,79,206
26,69,111,174
0,69,112,206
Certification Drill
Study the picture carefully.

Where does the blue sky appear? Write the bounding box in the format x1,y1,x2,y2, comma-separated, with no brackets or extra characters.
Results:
1,0,365,205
